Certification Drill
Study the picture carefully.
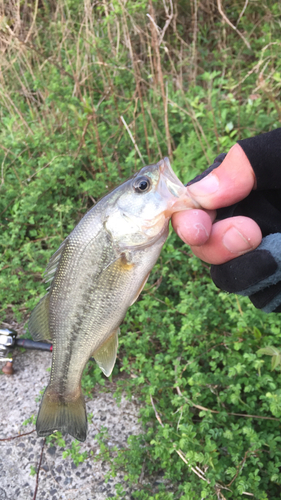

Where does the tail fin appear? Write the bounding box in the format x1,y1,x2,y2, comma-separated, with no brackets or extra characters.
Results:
36,385,87,442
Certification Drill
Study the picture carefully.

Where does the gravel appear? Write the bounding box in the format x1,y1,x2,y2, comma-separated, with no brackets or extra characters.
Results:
0,349,143,500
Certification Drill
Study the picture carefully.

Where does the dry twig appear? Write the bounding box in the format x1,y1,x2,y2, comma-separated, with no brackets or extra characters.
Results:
148,0,172,157
0,430,36,441
236,0,249,26
120,116,145,165
32,438,46,500
149,395,231,494
217,0,251,50
175,385,279,421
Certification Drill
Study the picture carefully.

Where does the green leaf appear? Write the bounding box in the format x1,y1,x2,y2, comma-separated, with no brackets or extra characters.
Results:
271,353,281,371
258,346,281,356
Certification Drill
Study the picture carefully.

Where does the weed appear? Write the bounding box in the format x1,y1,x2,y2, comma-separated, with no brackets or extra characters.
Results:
22,415,37,427
29,465,37,477
62,441,88,467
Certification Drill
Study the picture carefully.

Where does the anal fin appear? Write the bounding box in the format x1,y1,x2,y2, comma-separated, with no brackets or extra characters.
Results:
93,328,119,377
28,293,52,342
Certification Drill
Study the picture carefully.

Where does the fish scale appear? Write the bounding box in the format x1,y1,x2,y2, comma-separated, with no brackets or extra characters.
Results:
29,157,200,441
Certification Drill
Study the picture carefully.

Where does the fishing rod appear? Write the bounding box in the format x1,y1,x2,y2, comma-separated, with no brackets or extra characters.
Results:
0,327,53,375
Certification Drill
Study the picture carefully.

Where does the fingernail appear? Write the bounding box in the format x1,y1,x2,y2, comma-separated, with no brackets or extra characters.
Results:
188,173,219,197
223,227,252,254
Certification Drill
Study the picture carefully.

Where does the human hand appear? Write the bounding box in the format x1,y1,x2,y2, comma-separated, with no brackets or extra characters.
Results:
172,144,262,265
172,133,281,312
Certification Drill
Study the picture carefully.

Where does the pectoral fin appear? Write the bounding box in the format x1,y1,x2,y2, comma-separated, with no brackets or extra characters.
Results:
93,328,119,377
28,293,52,341
130,272,150,306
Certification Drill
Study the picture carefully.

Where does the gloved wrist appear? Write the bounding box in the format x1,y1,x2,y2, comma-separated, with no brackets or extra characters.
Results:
211,233,281,313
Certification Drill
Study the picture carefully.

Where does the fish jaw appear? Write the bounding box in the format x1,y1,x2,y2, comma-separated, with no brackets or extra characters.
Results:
159,157,201,215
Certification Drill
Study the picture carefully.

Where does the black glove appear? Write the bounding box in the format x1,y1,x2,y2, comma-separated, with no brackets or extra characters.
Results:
187,129,281,313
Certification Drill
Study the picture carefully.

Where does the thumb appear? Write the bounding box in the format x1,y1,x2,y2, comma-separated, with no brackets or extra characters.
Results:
187,143,256,210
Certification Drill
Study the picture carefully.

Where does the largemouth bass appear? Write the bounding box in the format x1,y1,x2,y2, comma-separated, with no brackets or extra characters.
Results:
29,158,199,441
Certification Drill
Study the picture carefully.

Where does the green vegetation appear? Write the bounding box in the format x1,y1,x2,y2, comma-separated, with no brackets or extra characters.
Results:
62,438,88,466
1,0,281,498
29,465,37,477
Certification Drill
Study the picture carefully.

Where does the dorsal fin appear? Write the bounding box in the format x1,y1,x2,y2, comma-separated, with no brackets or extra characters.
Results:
44,239,67,285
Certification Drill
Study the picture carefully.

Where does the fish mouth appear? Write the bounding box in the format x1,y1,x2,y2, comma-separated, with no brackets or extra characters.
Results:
158,157,200,214
159,157,184,196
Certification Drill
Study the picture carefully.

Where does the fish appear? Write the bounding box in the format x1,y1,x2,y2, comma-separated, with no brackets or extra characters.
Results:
28,158,200,441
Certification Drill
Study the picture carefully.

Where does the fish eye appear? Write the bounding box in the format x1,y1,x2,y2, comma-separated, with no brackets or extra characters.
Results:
133,176,151,193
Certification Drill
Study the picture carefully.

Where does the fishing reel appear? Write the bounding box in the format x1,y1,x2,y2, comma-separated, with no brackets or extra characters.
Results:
0,328,17,374
0,327,53,375
0,327,17,360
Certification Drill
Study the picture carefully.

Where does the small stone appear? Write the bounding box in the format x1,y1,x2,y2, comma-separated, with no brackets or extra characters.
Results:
47,446,56,456
2,361,14,375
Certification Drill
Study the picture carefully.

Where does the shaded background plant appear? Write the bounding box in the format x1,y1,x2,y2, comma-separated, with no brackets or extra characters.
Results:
1,1,281,498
